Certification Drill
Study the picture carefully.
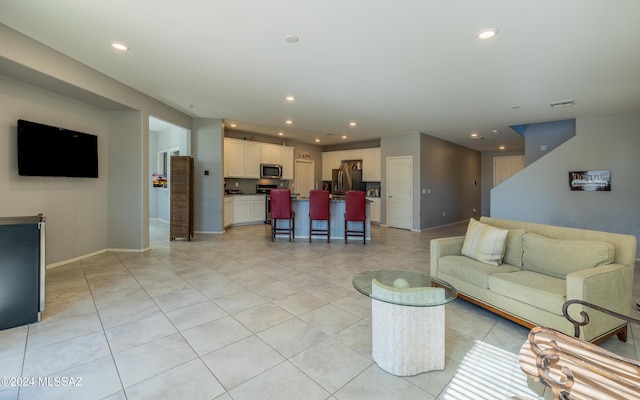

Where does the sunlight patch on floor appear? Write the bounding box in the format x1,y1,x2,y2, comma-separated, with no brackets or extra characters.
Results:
441,340,542,400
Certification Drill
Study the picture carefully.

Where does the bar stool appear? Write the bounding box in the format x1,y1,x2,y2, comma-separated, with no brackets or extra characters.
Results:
270,188,295,242
309,190,330,243
344,190,366,244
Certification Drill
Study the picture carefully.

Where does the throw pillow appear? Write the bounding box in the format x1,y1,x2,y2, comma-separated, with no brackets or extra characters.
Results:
522,233,615,279
461,218,509,266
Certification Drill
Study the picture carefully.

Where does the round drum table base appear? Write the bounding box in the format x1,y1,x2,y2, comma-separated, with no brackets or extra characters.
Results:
371,299,445,376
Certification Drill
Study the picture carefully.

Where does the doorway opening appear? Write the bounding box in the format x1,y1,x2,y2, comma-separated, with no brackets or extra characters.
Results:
148,116,191,241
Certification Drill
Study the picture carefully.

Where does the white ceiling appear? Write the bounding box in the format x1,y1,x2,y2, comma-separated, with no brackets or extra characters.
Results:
2,1,640,151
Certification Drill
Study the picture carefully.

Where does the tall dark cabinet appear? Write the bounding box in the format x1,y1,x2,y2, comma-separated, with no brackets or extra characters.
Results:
170,156,195,241
0,214,46,330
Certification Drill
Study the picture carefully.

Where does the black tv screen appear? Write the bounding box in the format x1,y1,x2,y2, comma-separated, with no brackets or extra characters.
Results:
17,119,99,178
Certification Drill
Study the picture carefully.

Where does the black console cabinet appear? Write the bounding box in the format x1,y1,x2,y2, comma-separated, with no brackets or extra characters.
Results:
0,214,45,330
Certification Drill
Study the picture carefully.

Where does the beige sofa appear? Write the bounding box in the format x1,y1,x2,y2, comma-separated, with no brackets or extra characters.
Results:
430,217,637,342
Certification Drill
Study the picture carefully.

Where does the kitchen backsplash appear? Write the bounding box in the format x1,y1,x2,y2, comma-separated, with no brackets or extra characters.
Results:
225,178,289,194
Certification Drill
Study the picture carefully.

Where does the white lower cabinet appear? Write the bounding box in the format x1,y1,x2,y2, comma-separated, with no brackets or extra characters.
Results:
368,197,381,223
232,195,266,225
224,196,233,228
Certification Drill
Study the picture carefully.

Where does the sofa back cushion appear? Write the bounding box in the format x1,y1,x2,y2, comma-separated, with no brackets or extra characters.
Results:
461,218,509,266
522,232,615,279
503,228,525,268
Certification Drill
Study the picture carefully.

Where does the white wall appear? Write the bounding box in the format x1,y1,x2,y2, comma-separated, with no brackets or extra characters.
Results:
0,76,110,264
491,112,640,257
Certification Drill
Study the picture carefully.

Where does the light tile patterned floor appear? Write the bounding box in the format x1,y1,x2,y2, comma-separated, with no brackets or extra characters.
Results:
1,221,638,399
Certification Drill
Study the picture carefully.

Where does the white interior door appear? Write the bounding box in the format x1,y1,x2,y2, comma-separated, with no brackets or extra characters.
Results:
493,156,524,187
294,159,315,197
386,156,412,230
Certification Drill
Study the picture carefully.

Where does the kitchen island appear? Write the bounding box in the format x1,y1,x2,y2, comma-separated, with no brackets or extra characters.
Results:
283,198,371,241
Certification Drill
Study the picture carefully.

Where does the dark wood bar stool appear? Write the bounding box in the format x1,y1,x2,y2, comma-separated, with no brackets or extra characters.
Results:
270,188,295,241
344,190,366,244
309,189,330,243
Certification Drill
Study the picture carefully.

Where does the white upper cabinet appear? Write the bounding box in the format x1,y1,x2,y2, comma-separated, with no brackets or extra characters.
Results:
361,147,381,181
321,148,381,182
244,142,261,179
224,138,294,179
260,144,281,165
224,138,245,178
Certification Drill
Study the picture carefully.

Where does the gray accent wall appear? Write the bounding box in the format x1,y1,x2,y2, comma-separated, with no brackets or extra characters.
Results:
523,119,575,166
381,133,480,231
0,75,110,265
107,111,145,250
1,24,192,264
491,112,640,258
420,134,480,229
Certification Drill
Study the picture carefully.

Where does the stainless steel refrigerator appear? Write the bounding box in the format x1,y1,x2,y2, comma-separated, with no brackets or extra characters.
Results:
332,160,365,195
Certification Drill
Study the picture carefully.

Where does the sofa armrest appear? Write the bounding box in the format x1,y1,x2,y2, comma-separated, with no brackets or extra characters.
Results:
566,263,633,312
430,236,464,276
566,263,634,339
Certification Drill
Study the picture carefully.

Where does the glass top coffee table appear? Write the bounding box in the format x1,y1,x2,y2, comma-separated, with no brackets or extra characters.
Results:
353,270,457,307
352,269,457,376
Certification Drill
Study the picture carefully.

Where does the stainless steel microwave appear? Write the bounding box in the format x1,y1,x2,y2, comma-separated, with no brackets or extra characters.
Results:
260,163,282,179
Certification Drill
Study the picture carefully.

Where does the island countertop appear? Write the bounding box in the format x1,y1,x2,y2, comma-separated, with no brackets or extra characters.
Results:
292,197,373,203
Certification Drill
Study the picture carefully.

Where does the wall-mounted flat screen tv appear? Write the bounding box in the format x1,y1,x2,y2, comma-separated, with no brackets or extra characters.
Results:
17,119,99,178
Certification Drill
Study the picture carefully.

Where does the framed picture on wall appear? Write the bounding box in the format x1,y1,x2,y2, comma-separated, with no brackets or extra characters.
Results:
568,170,611,191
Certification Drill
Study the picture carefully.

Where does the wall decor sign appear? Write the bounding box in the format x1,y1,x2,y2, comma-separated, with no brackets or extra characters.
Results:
568,170,611,191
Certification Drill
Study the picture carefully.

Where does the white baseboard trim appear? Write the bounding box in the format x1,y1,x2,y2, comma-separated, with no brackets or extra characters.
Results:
109,247,151,253
46,246,151,269
46,249,108,269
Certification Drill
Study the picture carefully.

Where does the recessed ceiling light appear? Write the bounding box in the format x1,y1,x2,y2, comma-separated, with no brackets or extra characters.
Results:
499,146,506,150
278,132,284,136
349,122,356,127
229,123,237,128
285,96,295,101
110,41,130,51
342,135,348,139
285,35,299,44
470,132,479,138
285,120,293,124
477,28,498,40
314,138,320,142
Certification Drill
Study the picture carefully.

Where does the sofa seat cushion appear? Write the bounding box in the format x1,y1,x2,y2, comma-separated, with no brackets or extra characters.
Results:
522,233,615,279
438,255,520,289
461,218,509,266
489,271,566,314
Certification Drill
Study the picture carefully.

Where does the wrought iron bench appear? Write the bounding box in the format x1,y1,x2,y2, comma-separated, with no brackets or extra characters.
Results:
518,300,640,400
